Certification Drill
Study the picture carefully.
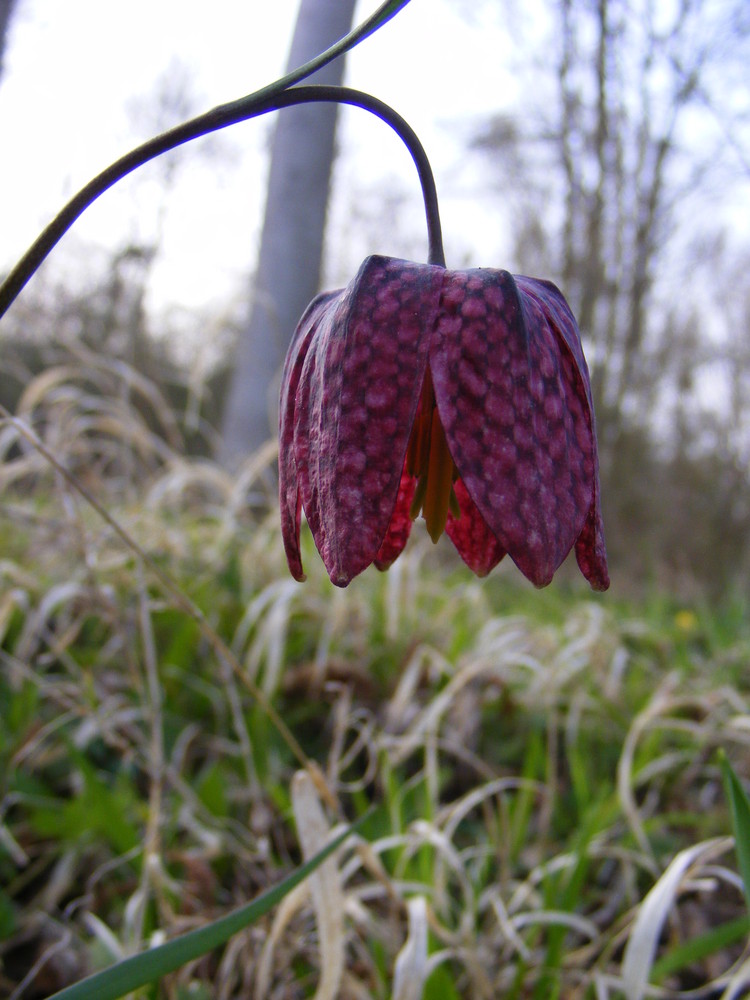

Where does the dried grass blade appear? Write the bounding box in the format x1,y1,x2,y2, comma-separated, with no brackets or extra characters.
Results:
292,770,345,1000
253,882,309,1000
621,837,733,1000
392,895,428,1000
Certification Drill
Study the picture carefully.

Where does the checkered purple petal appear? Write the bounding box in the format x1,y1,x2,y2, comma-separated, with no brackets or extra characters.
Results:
292,256,443,586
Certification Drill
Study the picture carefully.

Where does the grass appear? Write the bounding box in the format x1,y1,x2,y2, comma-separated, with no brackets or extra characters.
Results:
2,351,750,998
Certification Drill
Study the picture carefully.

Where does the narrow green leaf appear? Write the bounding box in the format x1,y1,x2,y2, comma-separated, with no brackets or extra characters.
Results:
651,915,750,981
47,817,363,1000
424,961,461,1000
0,890,17,938
719,750,750,914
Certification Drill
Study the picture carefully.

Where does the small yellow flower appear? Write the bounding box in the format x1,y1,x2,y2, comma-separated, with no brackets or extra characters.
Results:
674,610,698,633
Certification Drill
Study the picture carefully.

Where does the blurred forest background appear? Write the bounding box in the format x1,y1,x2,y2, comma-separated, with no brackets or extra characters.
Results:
1,0,749,601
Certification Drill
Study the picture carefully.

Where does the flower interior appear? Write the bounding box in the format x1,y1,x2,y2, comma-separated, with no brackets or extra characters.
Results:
405,368,460,542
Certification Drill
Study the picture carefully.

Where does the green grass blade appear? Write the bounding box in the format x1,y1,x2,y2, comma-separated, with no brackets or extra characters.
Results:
46,818,362,1000
651,915,750,982
719,750,750,914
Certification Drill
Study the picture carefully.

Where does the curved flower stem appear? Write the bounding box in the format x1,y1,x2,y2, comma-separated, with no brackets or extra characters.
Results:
250,0,413,100
271,86,445,267
0,83,444,318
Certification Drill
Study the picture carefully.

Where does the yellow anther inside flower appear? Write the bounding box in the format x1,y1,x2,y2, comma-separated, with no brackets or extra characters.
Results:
406,371,459,542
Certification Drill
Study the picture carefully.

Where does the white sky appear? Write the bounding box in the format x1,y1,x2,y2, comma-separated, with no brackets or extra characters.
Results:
0,0,518,317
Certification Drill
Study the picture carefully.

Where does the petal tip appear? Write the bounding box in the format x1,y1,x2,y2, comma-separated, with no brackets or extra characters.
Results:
575,542,610,592
586,567,610,592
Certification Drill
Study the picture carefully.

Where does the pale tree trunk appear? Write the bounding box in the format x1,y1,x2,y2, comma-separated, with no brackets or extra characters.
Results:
0,0,19,80
220,0,357,466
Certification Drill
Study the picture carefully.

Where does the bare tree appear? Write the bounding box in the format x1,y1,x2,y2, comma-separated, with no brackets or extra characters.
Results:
555,0,701,446
469,0,750,591
475,0,750,469
220,0,357,466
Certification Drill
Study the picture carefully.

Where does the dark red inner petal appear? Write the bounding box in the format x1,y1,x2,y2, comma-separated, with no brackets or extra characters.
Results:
445,479,506,577
374,470,417,570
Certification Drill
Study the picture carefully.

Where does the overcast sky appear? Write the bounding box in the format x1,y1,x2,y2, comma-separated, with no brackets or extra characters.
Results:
0,0,520,316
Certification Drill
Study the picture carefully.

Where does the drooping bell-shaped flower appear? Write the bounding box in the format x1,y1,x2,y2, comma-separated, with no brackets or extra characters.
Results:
279,255,609,591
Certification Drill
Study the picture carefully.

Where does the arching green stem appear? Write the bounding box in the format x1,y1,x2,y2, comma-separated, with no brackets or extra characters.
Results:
0,83,444,319
249,0,412,100
272,86,445,267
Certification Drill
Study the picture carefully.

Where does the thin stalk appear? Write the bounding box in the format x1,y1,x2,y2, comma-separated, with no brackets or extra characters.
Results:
0,405,313,778
248,0,412,102
0,0,414,311
0,80,444,318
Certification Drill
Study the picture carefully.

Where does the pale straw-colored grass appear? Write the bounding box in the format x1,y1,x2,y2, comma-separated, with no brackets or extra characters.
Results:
1,349,749,998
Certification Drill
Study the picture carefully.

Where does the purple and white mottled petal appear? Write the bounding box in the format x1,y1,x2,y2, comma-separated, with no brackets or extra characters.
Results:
516,277,593,405
516,276,609,589
278,291,340,580
280,255,609,591
575,500,610,590
430,268,594,587
294,256,443,586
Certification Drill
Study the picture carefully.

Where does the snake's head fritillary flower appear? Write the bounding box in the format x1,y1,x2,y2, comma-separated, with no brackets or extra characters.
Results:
279,255,609,591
